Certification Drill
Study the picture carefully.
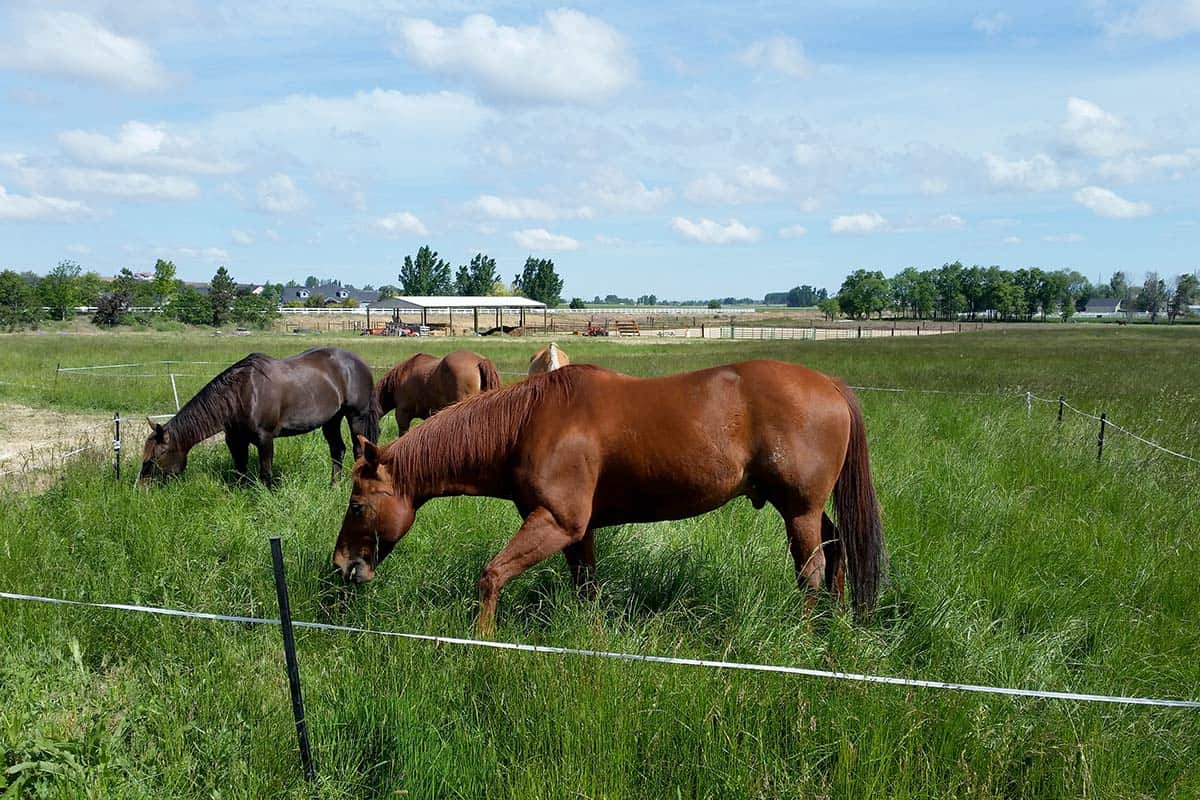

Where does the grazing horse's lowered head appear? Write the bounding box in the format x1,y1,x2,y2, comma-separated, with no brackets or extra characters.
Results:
138,420,187,485
332,437,416,583
528,342,569,376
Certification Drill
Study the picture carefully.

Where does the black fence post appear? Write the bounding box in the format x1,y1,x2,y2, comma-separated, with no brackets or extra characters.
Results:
113,413,121,480
1096,413,1108,462
1057,396,1065,430
269,536,316,786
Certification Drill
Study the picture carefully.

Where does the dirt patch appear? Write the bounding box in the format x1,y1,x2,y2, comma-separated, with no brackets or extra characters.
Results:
0,403,111,484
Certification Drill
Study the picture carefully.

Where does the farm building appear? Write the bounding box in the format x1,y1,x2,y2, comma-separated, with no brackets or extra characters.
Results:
366,295,547,333
281,284,380,307
1081,297,1126,318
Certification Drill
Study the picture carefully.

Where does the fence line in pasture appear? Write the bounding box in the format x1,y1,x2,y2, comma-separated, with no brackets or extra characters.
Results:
3,588,1198,708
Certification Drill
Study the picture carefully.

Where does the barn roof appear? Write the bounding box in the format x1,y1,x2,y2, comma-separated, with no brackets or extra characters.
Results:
367,296,546,310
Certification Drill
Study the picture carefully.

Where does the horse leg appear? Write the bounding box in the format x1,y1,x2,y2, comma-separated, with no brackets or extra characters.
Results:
562,528,597,599
783,508,826,609
322,417,346,485
478,507,583,638
256,437,276,488
822,512,845,603
394,409,415,437
225,431,250,485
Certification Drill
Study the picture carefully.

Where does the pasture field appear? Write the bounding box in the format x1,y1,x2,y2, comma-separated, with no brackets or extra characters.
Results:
1,328,1198,799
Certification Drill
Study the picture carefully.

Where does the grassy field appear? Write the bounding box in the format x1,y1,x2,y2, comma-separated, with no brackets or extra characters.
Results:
1,327,1198,798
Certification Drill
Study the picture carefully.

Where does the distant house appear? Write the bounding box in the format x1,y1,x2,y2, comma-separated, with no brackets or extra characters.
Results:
1082,297,1124,318
281,283,379,307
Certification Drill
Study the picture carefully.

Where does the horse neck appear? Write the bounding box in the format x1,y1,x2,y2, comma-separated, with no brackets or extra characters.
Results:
389,428,512,501
167,399,229,451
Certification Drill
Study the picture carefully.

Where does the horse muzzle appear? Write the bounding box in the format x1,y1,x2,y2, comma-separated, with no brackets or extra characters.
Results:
339,557,375,584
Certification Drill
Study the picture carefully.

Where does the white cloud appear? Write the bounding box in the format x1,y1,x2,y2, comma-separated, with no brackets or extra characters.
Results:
314,170,367,210
0,185,92,222
257,174,307,213
581,168,672,212
919,177,949,195
738,36,812,78
66,243,91,254
468,194,594,221
684,165,786,205
932,213,966,229
58,121,241,175
670,217,761,244
1099,148,1200,182
513,228,581,251
264,228,281,242
0,10,169,91
1073,186,1152,218
368,211,429,237
1001,236,1023,245
1044,233,1084,243
972,12,1012,36
1107,0,1200,39
984,152,1081,192
1059,98,1141,159
55,168,199,201
778,224,808,239
830,212,889,235
395,10,635,104
231,229,255,245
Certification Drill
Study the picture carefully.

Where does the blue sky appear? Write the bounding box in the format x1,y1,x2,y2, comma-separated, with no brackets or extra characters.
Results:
1,1,1197,298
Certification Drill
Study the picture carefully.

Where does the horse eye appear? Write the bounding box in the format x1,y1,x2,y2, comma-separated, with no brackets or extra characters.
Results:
350,501,366,516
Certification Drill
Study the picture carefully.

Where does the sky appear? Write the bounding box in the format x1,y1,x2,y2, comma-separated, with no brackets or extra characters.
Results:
1,1,1198,299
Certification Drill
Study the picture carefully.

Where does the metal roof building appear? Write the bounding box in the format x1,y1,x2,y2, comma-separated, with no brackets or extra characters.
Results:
365,295,548,332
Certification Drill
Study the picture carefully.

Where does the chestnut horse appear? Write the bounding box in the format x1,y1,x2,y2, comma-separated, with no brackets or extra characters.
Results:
374,351,501,434
333,360,883,635
139,347,379,486
528,342,569,375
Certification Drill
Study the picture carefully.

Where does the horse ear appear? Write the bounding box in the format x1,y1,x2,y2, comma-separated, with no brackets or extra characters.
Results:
152,422,166,443
359,436,379,467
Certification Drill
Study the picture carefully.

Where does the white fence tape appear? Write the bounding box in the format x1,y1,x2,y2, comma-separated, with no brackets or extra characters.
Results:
1,590,1196,708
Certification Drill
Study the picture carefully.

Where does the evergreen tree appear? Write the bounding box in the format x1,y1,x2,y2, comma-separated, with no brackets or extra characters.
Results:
209,266,237,326
513,257,564,307
399,246,453,295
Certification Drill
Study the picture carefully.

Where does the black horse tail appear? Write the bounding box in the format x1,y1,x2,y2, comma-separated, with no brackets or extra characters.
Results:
364,382,382,444
478,358,501,392
833,385,883,617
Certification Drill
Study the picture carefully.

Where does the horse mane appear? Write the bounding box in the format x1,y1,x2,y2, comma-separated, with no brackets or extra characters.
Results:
168,353,272,443
384,364,603,492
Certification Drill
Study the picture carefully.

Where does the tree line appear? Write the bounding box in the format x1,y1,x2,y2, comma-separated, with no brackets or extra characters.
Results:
827,263,1199,323
395,246,565,307
0,259,279,331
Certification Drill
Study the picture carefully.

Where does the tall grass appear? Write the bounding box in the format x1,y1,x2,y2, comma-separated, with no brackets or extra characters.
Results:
1,327,1198,798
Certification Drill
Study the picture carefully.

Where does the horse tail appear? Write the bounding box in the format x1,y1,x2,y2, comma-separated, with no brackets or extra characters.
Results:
833,385,883,617
478,358,502,392
364,380,382,443
374,368,397,417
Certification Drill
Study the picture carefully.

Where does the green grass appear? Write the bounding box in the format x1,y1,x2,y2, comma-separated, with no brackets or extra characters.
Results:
1,328,1199,798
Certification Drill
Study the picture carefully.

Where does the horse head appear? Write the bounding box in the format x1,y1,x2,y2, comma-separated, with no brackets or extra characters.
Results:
138,419,187,485
333,436,415,583
528,342,568,376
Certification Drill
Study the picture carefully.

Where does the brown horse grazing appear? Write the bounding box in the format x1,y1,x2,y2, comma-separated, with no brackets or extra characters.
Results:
527,342,569,375
139,348,379,487
374,351,501,434
333,360,883,636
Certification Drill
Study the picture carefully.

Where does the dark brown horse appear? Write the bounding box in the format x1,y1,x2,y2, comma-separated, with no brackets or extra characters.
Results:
139,347,379,486
333,360,883,636
527,342,569,375
374,351,501,434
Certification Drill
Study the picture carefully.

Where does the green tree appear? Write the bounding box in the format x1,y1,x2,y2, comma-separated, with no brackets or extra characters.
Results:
0,270,41,330
1168,273,1198,322
837,269,890,319
513,257,564,307
40,260,83,320
304,275,320,288
569,297,586,309
817,296,840,320
399,246,452,295
152,259,178,307
454,253,499,296
785,285,824,307
377,284,400,299
209,266,237,326
169,287,212,325
1137,272,1168,322
707,299,721,309
232,294,280,329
